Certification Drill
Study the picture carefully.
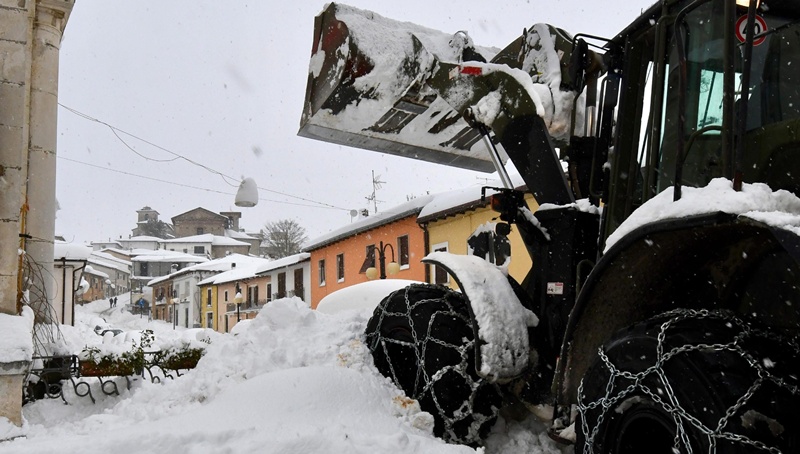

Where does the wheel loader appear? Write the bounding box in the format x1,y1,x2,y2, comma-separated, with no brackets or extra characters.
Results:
298,1,800,452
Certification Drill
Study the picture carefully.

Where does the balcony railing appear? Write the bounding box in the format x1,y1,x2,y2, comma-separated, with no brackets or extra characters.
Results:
225,299,268,314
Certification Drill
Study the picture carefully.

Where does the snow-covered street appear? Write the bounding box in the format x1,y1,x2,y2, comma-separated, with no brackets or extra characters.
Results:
3,294,568,454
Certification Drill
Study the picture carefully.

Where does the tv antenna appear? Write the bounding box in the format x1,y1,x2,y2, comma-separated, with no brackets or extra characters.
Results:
365,170,385,214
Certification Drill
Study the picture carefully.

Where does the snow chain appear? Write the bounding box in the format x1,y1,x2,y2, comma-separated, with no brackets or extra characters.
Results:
365,285,497,444
577,308,800,454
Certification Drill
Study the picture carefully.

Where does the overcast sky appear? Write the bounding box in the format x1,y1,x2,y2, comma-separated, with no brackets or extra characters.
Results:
54,0,653,245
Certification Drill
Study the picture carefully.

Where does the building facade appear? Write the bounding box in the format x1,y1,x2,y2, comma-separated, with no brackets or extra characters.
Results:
418,189,537,288
304,197,431,309
172,207,233,238
160,234,252,259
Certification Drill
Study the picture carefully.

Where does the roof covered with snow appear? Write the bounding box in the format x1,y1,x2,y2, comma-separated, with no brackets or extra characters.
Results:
88,253,131,274
148,254,267,286
198,258,273,286
160,234,250,247
123,235,163,242
305,195,434,251
256,252,311,275
225,229,258,240
131,250,208,264
53,240,92,261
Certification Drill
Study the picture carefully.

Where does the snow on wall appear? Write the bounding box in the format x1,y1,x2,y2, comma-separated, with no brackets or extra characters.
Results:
0,306,34,366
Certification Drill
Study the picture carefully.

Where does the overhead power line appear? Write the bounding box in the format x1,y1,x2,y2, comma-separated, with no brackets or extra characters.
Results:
58,103,350,211
58,156,343,210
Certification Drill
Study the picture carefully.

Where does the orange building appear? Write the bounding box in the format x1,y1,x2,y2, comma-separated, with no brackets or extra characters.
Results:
304,196,433,309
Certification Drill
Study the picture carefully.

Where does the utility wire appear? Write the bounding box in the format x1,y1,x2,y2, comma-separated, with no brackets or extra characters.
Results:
58,156,343,210
58,103,349,210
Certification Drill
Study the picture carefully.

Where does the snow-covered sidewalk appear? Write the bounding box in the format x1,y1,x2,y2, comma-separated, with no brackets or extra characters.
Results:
3,296,568,454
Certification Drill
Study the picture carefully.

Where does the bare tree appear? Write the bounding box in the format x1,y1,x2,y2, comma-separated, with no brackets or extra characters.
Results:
259,219,308,259
139,219,173,239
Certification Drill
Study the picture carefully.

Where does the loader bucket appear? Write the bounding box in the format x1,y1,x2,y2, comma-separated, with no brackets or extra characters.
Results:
299,4,588,205
298,3,501,172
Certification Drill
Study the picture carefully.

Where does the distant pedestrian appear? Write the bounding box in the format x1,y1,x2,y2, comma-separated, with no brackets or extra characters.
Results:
109,297,113,308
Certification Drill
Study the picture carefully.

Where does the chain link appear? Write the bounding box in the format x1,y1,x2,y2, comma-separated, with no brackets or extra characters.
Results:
577,308,800,454
365,284,498,444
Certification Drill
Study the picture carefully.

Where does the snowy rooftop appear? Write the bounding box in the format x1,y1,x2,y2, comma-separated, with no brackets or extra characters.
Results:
418,174,526,223
305,174,526,248
305,195,434,251
87,254,131,274
123,235,163,242
225,229,257,240
83,265,109,279
159,234,250,247
98,247,132,257
198,258,273,286
148,254,267,286
53,240,92,261
90,250,131,265
131,250,208,264
255,252,311,275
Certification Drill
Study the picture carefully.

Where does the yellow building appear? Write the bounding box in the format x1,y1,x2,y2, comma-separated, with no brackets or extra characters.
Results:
417,186,537,288
200,284,219,331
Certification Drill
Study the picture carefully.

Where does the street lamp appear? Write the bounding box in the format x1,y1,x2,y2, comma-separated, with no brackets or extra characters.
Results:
362,241,401,280
234,290,243,322
235,177,259,207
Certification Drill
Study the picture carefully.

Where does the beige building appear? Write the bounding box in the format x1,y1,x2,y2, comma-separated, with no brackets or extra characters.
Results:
172,207,236,237
171,207,259,255
417,185,537,288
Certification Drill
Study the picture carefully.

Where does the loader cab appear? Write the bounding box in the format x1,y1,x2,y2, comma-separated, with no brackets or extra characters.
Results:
602,0,800,245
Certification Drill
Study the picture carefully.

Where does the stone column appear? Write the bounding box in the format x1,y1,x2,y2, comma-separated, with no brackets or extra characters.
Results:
25,0,74,325
0,0,73,429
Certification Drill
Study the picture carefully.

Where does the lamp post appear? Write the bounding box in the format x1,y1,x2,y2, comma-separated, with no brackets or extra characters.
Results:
234,289,243,322
363,241,401,280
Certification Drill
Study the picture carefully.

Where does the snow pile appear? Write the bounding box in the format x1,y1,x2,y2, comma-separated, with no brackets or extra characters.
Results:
5,292,567,453
316,279,422,314
0,306,34,366
605,178,800,252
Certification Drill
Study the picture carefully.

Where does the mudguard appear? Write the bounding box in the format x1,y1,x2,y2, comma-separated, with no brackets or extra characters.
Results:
422,251,538,383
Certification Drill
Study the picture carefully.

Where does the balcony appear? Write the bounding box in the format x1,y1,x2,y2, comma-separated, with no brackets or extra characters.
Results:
225,299,267,314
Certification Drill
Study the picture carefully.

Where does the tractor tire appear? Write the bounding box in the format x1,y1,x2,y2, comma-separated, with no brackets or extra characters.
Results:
365,283,502,446
576,309,800,454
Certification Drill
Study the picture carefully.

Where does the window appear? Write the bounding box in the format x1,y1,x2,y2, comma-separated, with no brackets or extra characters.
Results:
266,283,273,302
206,312,213,329
224,290,228,302
397,235,409,268
432,242,449,285
336,253,345,282
365,245,376,268
247,285,259,306
206,288,212,307
197,227,204,235
278,273,286,298
194,246,205,254
294,268,304,301
318,259,326,286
